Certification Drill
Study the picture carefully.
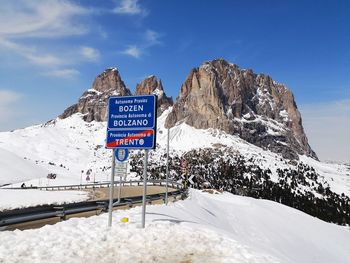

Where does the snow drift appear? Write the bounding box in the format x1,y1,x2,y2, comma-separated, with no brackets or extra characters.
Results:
0,189,349,263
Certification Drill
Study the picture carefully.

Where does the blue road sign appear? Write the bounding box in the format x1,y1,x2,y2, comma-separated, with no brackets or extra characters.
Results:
116,149,129,162
108,95,156,130
107,129,155,149
106,95,157,149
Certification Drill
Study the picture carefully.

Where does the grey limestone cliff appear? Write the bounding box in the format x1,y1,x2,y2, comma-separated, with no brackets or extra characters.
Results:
165,59,317,160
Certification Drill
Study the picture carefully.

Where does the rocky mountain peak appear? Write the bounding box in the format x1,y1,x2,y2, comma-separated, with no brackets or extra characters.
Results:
135,75,173,116
92,68,129,94
60,68,132,122
166,59,317,160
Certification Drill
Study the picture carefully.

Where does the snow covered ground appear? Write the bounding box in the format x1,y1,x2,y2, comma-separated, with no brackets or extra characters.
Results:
0,189,88,211
0,189,349,263
1,110,349,196
0,147,47,186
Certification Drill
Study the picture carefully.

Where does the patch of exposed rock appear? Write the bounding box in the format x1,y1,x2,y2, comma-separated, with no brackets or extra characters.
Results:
60,68,132,121
135,75,173,116
165,59,317,160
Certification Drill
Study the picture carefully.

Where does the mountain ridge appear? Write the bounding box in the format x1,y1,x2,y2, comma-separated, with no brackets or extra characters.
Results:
59,59,316,160
165,59,316,160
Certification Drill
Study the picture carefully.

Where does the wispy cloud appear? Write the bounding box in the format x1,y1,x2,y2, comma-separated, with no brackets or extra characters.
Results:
0,90,22,105
0,38,65,67
0,38,102,67
26,53,65,67
121,29,162,59
0,90,23,124
43,69,80,78
113,0,147,16
0,1,97,75
300,99,350,162
122,45,142,58
0,0,90,38
80,46,100,61
145,29,161,46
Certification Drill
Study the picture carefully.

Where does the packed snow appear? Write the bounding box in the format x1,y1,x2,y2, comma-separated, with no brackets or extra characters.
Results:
0,189,88,211
0,189,349,263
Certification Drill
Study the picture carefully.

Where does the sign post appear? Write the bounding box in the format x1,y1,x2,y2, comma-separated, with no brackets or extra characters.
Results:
141,149,149,228
114,148,128,207
106,95,157,228
108,148,116,227
165,128,170,205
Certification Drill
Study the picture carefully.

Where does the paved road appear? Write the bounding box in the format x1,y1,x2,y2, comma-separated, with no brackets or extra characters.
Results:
86,185,177,201
3,185,180,231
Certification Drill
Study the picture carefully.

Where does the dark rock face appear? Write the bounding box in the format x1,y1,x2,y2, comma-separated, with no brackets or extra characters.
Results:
60,68,132,121
135,75,173,116
165,59,317,160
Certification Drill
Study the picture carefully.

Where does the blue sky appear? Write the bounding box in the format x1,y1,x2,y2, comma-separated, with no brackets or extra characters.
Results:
0,0,349,161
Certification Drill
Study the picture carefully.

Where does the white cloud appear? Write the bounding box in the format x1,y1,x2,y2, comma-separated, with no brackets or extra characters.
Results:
0,90,21,105
80,46,100,61
121,29,162,59
145,29,161,46
0,0,90,38
43,69,80,78
0,1,94,69
0,90,23,124
0,38,64,67
122,45,142,58
113,0,146,15
26,53,64,67
300,99,350,163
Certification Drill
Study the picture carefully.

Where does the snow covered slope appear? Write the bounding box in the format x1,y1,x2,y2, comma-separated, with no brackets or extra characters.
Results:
1,109,349,195
0,189,349,263
0,115,109,186
0,147,47,186
0,109,349,224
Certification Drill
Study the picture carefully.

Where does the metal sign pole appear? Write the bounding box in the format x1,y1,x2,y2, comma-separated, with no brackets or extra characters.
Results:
141,149,149,228
108,148,116,227
165,128,170,205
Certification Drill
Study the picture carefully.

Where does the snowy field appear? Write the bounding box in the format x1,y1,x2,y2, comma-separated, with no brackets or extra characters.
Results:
0,189,349,263
0,110,349,197
0,148,48,186
0,189,88,211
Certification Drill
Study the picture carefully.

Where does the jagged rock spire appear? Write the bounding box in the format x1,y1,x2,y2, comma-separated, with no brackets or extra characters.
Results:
135,75,173,116
165,59,317,160
60,68,132,122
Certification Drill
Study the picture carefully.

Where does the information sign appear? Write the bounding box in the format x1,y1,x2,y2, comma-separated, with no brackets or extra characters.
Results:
106,95,157,149
116,149,129,162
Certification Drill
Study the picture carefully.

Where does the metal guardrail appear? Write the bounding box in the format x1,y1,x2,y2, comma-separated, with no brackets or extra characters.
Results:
0,181,188,230
1,179,183,191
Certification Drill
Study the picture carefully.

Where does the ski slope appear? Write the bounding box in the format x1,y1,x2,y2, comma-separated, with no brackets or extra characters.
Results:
0,189,349,263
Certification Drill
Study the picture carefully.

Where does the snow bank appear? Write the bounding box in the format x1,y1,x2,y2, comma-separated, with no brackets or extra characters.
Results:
0,189,89,211
0,189,349,262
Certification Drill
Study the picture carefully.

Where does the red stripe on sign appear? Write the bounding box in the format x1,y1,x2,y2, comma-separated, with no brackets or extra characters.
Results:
106,129,154,148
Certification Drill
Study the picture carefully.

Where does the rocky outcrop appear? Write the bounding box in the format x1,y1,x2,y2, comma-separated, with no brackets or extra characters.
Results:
60,68,132,121
165,59,317,160
135,75,173,116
